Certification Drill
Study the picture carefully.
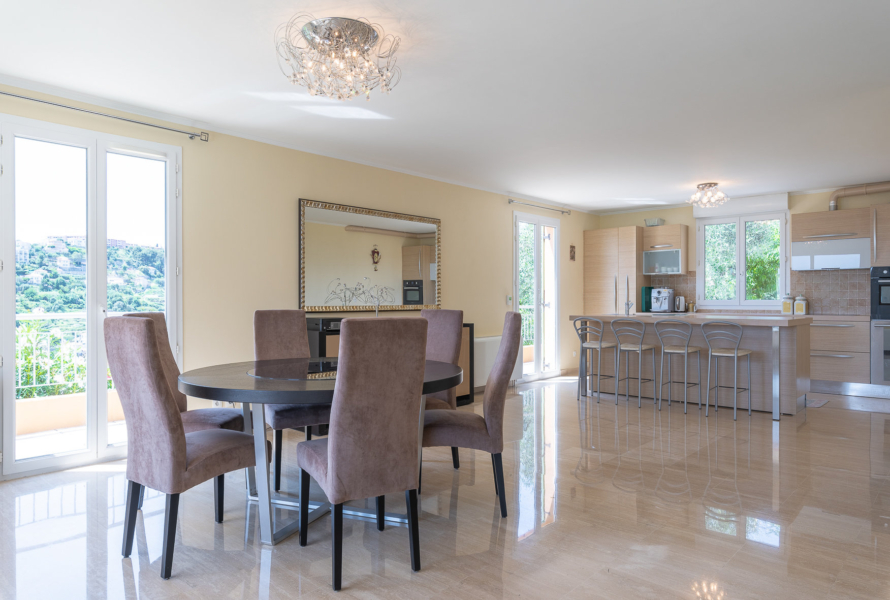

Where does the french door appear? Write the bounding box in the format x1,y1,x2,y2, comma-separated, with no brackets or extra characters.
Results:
0,116,181,477
514,211,559,381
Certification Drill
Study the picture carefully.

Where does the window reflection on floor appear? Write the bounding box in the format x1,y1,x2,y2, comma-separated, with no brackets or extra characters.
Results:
515,385,558,540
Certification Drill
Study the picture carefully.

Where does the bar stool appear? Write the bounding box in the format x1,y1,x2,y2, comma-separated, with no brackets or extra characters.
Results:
654,320,704,414
574,317,617,402
610,319,657,408
701,321,752,420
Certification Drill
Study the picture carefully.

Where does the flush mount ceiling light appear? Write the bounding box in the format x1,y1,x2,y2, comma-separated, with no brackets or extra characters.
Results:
688,182,729,208
276,14,401,102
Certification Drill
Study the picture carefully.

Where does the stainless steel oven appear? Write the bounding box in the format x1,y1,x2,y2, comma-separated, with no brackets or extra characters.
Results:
872,320,890,386
403,280,423,305
871,267,890,320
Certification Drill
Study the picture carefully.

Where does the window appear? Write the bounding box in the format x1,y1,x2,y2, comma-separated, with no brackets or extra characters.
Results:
696,212,788,307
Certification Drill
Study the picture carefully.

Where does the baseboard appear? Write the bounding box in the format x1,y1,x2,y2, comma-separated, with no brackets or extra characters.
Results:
811,380,890,399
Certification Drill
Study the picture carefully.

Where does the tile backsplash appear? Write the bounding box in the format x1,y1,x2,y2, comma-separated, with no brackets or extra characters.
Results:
649,269,870,316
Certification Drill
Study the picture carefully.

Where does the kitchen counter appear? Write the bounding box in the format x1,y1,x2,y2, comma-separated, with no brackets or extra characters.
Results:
569,313,811,420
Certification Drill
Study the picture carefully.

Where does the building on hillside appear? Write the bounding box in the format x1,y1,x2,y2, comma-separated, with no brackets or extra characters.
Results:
15,242,30,264
108,239,128,248
26,269,48,285
61,236,86,247
44,237,68,254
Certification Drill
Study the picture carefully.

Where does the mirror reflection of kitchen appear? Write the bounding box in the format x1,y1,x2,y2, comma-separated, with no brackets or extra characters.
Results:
303,206,437,307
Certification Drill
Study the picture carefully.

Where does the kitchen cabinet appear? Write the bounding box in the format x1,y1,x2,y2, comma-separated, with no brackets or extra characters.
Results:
809,317,870,384
874,204,890,266
583,226,649,313
402,246,422,279
791,207,872,243
402,245,436,304
641,224,688,274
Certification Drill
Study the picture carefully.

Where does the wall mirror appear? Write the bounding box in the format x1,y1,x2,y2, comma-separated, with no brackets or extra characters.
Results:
299,199,441,312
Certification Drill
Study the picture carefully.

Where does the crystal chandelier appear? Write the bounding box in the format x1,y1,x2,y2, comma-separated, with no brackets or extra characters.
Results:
688,183,729,208
276,14,401,102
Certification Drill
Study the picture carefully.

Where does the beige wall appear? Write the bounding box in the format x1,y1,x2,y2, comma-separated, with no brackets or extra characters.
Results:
0,83,598,409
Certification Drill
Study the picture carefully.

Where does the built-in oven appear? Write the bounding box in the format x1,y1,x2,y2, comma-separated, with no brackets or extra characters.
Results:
872,320,890,386
403,280,423,305
871,267,890,320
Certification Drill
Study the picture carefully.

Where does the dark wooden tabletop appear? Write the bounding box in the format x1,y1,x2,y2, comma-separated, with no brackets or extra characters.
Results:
178,358,463,405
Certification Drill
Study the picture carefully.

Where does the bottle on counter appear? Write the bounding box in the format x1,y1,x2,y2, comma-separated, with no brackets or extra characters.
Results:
781,294,794,315
794,295,808,315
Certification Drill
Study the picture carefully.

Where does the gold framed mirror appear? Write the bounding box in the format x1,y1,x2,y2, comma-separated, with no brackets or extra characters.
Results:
299,199,441,312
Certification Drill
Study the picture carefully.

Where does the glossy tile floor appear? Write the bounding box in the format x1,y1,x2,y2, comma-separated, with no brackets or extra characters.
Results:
2,379,890,598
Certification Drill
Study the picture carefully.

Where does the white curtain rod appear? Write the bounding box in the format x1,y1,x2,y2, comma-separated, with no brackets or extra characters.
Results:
0,90,209,142
508,198,571,215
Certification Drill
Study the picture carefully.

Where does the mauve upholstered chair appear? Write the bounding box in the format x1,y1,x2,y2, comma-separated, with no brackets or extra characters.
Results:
422,311,521,518
297,317,427,591
123,312,243,433
420,308,464,468
254,309,332,492
105,316,256,580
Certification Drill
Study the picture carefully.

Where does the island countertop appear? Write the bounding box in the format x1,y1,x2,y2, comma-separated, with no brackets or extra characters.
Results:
568,313,811,420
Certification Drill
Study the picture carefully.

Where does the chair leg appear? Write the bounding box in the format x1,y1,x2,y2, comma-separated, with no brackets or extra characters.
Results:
596,348,603,403
160,493,180,580
406,489,421,572
651,349,656,405
657,350,664,410
697,351,703,410
136,485,145,511
705,353,712,417
214,474,224,524
615,350,621,405
683,353,689,414
299,469,310,547
715,357,720,413
667,352,672,406
492,455,499,496
306,425,312,441
637,351,643,408
376,495,385,531
577,347,585,400
451,447,460,469
747,354,752,415
493,453,507,517
273,429,283,492
625,351,630,402
332,503,343,591
122,480,142,558
418,449,422,495
733,355,739,421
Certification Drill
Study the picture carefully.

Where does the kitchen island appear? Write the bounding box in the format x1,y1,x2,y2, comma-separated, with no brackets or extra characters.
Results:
568,313,812,420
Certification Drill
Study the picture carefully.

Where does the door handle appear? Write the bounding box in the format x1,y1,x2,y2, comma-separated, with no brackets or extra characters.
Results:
803,233,857,238
649,244,672,249
810,323,854,327
614,275,618,313
810,353,854,358
875,207,878,263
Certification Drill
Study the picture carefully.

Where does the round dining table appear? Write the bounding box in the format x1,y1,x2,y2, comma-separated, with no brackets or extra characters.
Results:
179,357,463,546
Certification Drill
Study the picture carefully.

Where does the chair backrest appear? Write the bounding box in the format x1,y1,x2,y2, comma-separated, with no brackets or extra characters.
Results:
326,317,428,503
104,316,186,493
611,319,646,349
654,319,693,350
122,312,187,413
701,321,744,355
254,310,311,361
482,312,522,453
574,317,606,344
421,308,463,409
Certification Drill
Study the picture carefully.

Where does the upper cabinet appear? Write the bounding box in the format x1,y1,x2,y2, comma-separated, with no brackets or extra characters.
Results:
874,204,890,266
791,207,872,242
583,226,649,313
641,224,688,274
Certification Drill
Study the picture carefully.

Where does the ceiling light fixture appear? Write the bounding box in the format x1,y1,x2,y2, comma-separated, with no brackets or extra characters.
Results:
276,14,401,102
688,182,729,208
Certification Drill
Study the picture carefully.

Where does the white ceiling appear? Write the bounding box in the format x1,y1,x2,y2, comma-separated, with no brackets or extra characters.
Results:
3,1,890,212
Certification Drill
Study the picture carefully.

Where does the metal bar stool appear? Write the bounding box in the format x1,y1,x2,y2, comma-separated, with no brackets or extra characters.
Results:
574,317,617,402
610,319,657,408
701,321,752,420
654,320,704,414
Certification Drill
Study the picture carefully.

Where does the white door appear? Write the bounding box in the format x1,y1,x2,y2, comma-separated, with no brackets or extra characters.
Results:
514,212,559,381
1,117,180,477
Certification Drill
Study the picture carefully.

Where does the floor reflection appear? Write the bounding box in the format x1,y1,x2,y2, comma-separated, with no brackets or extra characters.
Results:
514,386,558,540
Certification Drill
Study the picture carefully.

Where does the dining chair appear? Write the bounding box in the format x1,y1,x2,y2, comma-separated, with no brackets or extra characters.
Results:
654,319,703,414
573,317,617,402
105,316,257,580
421,308,464,468
701,321,752,420
611,318,657,408
254,309,332,492
297,317,428,591
422,311,521,518
123,312,244,433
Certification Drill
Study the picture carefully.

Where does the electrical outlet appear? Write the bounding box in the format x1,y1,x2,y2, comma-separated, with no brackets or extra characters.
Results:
506,295,513,306
573,351,577,357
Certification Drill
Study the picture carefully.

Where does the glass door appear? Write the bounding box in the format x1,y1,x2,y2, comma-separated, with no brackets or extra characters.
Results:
514,212,559,381
2,118,180,477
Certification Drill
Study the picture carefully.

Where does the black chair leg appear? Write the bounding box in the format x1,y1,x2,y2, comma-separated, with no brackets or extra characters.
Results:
136,485,145,510
161,493,180,580
332,503,343,591
406,489,421,572
451,447,460,469
122,480,142,557
376,495,385,531
273,429,283,492
418,449,422,495
214,474,224,523
306,425,312,441
492,453,507,518
299,469,310,547
492,455,499,495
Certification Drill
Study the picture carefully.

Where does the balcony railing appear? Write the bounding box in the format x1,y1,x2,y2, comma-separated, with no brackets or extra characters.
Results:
519,305,535,347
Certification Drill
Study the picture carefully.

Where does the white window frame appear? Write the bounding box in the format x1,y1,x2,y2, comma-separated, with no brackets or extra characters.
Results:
0,113,182,478
696,211,789,308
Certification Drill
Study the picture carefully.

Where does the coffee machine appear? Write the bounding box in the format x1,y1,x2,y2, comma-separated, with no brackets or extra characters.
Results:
651,288,675,312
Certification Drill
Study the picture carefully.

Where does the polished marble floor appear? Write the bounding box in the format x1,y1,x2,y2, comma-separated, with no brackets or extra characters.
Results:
2,379,890,598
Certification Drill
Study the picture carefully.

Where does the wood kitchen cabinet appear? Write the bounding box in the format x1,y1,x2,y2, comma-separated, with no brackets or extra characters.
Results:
401,245,436,304
402,246,422,280
809,317,871,384
791,207,873,243
642,224,688,274
874,204,890,265
584,226,649,314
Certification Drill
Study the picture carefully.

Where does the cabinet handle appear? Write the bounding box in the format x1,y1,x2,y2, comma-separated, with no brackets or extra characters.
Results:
810,353,854,358
875,207,878,263
803,233,856,238
811,323,854,327
873,324,890,328
614,275,618,313
649,244,672,249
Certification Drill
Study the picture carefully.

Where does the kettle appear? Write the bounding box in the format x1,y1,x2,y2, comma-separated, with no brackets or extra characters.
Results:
675,296,686,312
